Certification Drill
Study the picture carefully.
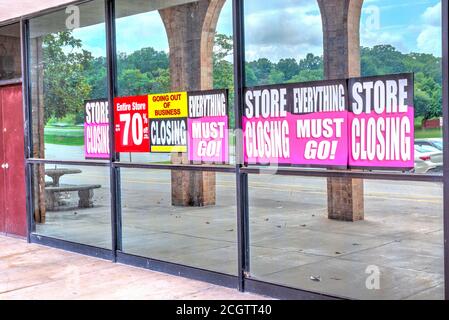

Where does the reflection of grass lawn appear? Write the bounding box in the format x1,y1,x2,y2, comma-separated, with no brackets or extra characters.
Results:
415,128,443,139
44,126,84,146
414,117,443,139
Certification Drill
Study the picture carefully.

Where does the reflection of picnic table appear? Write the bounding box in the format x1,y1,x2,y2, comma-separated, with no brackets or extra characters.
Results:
44,168,101,211
45,168,82,187
45,184,101,211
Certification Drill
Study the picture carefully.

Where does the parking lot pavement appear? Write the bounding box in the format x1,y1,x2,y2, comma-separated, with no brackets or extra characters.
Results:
0,236,268,300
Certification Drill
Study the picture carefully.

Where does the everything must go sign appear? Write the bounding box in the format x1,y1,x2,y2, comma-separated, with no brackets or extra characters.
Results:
243,73,414,169
187,89,229,163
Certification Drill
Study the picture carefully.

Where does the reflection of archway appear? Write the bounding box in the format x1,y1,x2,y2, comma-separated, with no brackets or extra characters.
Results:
317,0,363,78
159,0,226,91
158,0,226,207
317,0,365,222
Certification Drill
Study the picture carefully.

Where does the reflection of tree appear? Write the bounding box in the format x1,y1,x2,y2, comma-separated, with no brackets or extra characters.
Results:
43,33,443,123
213,33,233,90
116,47,170,96
361,45,442,120
42,31,92,124
245,53,324,86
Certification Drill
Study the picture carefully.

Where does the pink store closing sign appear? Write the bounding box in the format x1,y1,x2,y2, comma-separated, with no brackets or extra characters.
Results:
243,73,414,170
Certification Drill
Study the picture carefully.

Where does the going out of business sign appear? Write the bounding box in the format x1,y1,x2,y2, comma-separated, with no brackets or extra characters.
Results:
148,92,189,153
243,73,414,169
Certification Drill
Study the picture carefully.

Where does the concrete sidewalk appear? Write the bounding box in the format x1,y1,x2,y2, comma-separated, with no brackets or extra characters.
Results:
0,236,267,300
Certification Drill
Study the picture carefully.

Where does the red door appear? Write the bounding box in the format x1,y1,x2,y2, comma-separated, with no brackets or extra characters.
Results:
0,89,5,234
0,84,27,237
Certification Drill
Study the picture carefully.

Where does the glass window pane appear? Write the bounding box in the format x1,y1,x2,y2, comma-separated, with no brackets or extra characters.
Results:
115,0,235,165
360,0,443,169
29,0,108,161
244,0,324,86
120,168,237,275
248,174,444,300
32,164,111,249
0,23,21,81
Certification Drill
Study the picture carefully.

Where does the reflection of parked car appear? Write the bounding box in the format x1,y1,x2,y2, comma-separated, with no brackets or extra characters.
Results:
415,138,443,151
414,145,443,174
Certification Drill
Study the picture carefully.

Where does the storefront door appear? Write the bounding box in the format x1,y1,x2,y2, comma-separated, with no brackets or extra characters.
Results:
0,83,26,237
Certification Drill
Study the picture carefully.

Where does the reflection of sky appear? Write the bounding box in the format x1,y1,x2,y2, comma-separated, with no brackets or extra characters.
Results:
361,0,441,56
72,0,442,61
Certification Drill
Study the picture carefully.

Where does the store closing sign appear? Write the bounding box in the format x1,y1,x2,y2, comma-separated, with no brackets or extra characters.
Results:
114,95,150,153
243,80,349,167
148,92,188,153
84,99,110,159
243,73,414,169
188,89,229,163
349,73,414,169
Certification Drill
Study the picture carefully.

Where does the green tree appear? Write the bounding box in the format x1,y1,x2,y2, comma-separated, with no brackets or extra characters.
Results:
268,69,285,84
289,69,323,83
276,58,299,81
151,68,171,94
361,45,442,119
298,53,323,71
118,69,153,96
84,56,107,100
213,33,234,90
248,58,273,84
361,45,406,76
212,33,235,127
118,47,169,76
42,31,92,124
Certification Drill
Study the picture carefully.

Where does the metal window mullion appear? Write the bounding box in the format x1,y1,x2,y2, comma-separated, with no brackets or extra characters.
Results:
105,0,122,260
20,18,35,240
232,0,249,292
441,0,449,301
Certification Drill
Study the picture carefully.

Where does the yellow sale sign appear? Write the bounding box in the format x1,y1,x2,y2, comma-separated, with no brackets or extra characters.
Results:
148,92,188,119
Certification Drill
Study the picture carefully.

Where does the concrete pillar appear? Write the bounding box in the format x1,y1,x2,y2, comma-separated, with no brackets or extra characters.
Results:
159,0,225,207
317,0,365,222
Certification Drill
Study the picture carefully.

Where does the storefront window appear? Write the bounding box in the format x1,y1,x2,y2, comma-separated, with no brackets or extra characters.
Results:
120,168,237,275
0,23,21,81
243,0,444,300
248,174,444,299
360,0,443,170
114,0,237,275
115,0,235,165
244,0,324,87
18,0,446,299
29,0,108,161
32,164,112,249
28,0,111,249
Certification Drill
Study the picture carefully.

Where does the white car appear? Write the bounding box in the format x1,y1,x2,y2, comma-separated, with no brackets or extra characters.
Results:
415,138,443,152
414,145,443,174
